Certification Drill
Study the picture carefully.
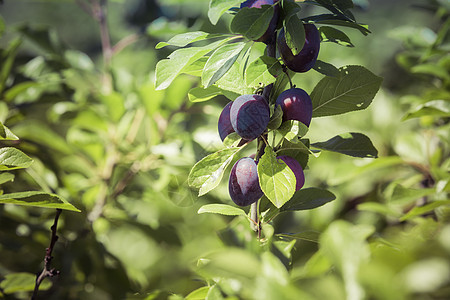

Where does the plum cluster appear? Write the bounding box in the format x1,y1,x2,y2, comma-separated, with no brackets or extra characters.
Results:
216,0,320,206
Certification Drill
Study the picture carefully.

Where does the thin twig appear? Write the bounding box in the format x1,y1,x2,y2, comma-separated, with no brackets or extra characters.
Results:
31,209,62,300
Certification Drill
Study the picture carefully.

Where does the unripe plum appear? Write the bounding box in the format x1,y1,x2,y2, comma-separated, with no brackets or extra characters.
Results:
229,157,263,206
218,102,235,141
277,155,305,191
230,94,270,140
240,0,280,44
275,87,313,127
277,24,320,73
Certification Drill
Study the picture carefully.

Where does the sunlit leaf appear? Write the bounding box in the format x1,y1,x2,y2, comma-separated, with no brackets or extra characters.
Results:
258,146,296,208
0,191,81,212
0,272,51,294
198,204,247,216
208,0,243,25
0,147,33,171
245,55,283,87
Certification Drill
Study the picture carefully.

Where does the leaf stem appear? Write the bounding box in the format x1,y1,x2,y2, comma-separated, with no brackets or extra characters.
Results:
32,209,62,300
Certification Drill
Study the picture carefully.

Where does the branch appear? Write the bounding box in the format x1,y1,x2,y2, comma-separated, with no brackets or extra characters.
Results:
31,209,62,300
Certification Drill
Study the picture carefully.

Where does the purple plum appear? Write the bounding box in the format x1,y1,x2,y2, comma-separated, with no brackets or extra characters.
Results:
230,94,270,140
229,157,263,206
275,87,313,127
240,0,280,44
277,155,305,191
218,102,235,141
277,23,320,73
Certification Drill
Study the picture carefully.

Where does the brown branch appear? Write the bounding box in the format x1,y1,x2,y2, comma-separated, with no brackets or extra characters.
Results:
31,209,62,300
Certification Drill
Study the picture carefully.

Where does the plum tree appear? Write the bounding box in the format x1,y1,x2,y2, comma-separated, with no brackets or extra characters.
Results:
218,102,235,141
275,87,313,127
240,0,280,44
277,24,320,73
229,157,263,206
277,155,305,191
230,94,270,140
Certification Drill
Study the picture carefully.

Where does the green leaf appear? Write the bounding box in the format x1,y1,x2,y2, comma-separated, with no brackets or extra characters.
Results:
208,0,243,25
312,17,371,35
0,172,14,185
188,147,242,196
411,63,449,79
0,16,4,38
0,38,22,95
319,25,354,46
277,120,309,141
0,191,81,212
313,60,340,77
155,38,230,90
0,272,51,294
156,31,224,49
276,230,320,243
198,204,247,216
188,85,223,102
230,6,274,41
0,147,33,171
0,122,19,140
206,284,224,300
267,105,283,130
258,146,296,208
400,200,450,221
283,14,305,56
402,100,450,121
216,61,253,97
245,55,283,87
389,184,436,205
276,139,310,169
281,187,336,211
311,65,383,117
202,42,246,88
186,286,210,299
311,132,378,158
320,221,374,300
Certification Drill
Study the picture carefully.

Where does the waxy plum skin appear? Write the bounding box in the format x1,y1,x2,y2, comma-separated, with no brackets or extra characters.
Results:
277,24,320,73
230,94,270,140
229,157,263,206
275,87,313,127
277,155,305,191
218,102,235,141
240,0,280,44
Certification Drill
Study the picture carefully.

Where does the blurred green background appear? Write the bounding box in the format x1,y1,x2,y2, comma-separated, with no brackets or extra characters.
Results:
0,0,449,299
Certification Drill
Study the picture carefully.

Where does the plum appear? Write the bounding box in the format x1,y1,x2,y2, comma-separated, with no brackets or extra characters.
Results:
240,0,280,44
275,87,313,127
218,102,235,141
229,157,263,206
277,155,305,191
230,94,270,140
277,23,320,73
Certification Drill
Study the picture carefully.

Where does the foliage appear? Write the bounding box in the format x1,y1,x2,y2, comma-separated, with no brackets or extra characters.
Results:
0,0,448,299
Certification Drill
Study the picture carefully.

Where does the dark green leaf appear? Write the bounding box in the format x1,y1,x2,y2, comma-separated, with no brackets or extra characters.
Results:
311,65,382,117
198,204,247,216
0,147,33,170
188,147,242,196
17,24,63,54
281,187,336,211
267,105,283,130
230,6,274,41
311,132,378,158
276,139,310,169
284,14,305,56
209,0,243,25
0,272,51,294
313,60,340,77
202,42,246,87
0,16,4,38
155,38,230,90
258,146,296,208
0,191,81,212
319,26,354,46
245,55,283,87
